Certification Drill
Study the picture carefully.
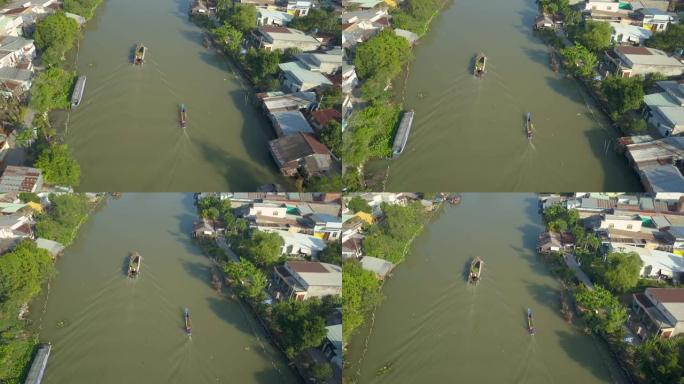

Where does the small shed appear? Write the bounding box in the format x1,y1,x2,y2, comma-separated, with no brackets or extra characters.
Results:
35,238,64,258
360,256,394,279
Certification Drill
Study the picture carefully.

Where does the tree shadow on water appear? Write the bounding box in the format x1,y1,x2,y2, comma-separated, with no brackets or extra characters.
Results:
555,329,616,382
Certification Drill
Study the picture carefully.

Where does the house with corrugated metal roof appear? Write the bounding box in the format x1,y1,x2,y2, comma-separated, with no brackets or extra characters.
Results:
268,133,332,177
253,26,321,52
632,288,684,339
604,46,684,78
271,260,341,300
279,61,333,92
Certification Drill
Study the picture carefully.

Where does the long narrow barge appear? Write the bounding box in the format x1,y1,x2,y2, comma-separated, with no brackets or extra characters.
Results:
24,343,51,384
392,110,414,158
70,75,86,108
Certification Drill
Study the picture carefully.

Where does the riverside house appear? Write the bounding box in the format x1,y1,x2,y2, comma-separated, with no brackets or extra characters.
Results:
0,166,43,193
268,132,333,177
252,26,321,52
604,46,684,78
278,61,333,92
272,260,342,300
643,80,684,137
632,288,684,339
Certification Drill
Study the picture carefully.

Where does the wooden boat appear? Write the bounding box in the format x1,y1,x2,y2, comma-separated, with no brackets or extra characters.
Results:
133,43,146,65
184,307,192,335
24,343,51,384
179,104,187,128
70,75,86,108
468,257,483,284
527,308,535,335
526,112,534,140
392,110,414,158
474,53,487,77
128,252,141,278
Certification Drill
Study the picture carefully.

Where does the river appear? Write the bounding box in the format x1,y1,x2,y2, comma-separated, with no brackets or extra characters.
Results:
29,194,298,384
345,194,626,383
365,0,641,192
59,0,288,191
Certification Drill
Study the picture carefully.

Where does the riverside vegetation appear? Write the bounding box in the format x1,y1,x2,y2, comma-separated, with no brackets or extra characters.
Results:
342,0,446,191
0,193,98,383
540,203,684,383
194,196,340,382
342,199,430,343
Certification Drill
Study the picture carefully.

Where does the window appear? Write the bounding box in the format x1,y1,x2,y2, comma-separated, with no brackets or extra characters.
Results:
627,224,633,229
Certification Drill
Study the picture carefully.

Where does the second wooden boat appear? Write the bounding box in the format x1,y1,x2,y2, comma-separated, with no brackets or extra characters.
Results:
528,308,535,335
184,308,192,335
128,252,142,278
179,104,187,128
526,112,534,140
474,53,487,77
468,257,483,284
134,43,146,65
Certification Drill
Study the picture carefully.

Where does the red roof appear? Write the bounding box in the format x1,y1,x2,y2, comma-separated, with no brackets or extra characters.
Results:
311,109,341,126
5,6,29,15
647,288,684,303
260,26,291,34
301,133,330,155
617,46,652,55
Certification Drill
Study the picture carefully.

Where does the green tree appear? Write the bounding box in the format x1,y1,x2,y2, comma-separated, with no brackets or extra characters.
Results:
319,120,341,157
342,260,382,342
30,68,75,113
636,337,684,384
64,0,102,19
289,8,340,35
601,76,644,117
645,23,684,53
574,20,612,52
272,299,328,358
599,252,642,293
225,258,267,301
246,231,283,267
212,22,243,54
310,361,333,382
354,30,411,85
18,193,40,204
34,193,90,245
319,87,342,110
362,202,425,264
304,175,343,193
342,101,401,167
34,13,80,67
35,144,81,187
0,240,54,311
319,241,341,266
347,196,372,214
227,4,256,33
561,44,597,78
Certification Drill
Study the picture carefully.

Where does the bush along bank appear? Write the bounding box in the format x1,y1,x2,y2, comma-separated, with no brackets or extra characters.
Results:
341,0,450,191
17,0,106,190
0,193,102,384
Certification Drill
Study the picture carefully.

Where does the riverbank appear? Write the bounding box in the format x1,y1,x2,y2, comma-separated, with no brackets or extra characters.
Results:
0,193,103,384
342,194,444,353
193,193,343,383
189,5,342,191
342,1,450,191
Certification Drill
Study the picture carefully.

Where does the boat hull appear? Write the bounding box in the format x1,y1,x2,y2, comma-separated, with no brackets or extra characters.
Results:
474,53,487,77
468,257,483,284
134,43,146,65
128,253,141,278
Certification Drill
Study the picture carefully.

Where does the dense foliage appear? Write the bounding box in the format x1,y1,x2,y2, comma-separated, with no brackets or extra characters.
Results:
289,8,340,36
543,204,579,232
243,231,284,268
342,260,382,342
645,23,684,53
29,68,75,113
0,240,55,384
574,285,628,335
561,44,597,78
342,102,401,167
601,76,644,118
346,196,372,214
392,0,443,35
636,337,684,384
225,258,268,302
64,0,102,19
354,30,411,99
35,193,90,246
318,240,341,266
538,0,581,26
573,20,612,53
35,144,81,188
271,298,330,358
319,120,341,158
212,22,244,55
363,201,426,264
595,252,642,293
227,4,257,33
243,47,281,90
34,13,80,67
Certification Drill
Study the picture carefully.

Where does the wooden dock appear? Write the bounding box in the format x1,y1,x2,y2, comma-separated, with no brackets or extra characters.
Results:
392,110,414,158
24,343,51,384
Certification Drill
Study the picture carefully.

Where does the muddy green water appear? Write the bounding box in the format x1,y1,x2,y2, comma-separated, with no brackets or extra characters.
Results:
30,194,298,383
62,0,288,191
345,194,626,383
365,0,641,191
